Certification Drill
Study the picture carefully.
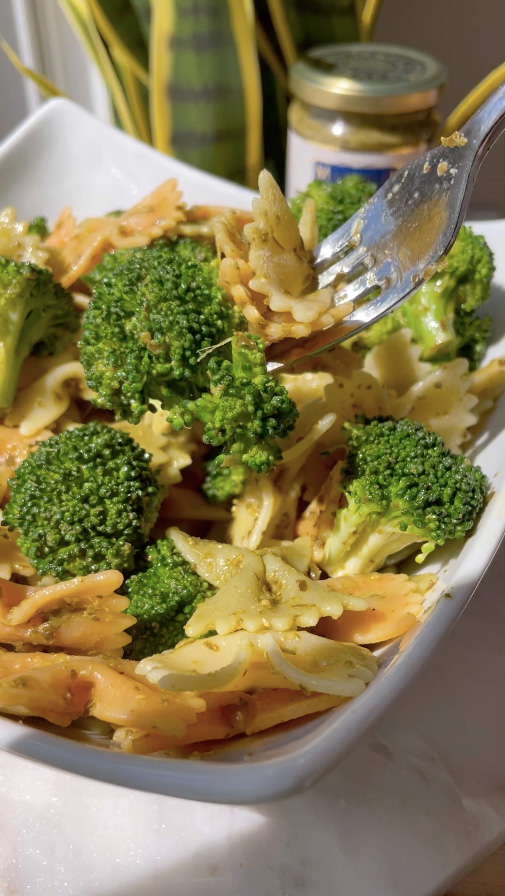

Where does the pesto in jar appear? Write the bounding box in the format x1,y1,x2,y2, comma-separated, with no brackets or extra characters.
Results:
286,43,446,198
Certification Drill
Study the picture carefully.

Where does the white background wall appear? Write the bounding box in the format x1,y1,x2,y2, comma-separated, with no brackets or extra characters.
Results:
0,0,504,213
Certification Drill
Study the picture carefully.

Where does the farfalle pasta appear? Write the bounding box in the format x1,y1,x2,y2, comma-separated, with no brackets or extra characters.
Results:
0,170,502,760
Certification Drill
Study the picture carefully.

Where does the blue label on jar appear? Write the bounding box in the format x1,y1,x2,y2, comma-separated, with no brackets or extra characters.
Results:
314,161,394,187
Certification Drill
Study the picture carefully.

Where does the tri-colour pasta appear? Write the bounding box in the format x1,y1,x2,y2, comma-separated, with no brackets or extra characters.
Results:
0,172,502,757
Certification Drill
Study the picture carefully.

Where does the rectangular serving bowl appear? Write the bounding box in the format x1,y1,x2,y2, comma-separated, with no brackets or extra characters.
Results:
0,98,504,804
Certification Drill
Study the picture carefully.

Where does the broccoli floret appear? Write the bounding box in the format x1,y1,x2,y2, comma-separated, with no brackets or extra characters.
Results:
168,332,298,497
80,237,246,423
3,422,164,580
354,226,495,368
27,216,49,239
80,247,133,289
322,416,488,576
123,537,216,660
202,455,251,504
0,256,79,412
290,175,377,241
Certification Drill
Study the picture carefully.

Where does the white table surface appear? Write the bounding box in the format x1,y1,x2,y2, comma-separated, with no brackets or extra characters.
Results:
0,546,504,896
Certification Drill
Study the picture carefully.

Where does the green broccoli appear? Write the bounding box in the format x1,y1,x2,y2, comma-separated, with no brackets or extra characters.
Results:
168,332,298,501
3,422,164,580
322,416,488,576
27,216,49,239
0,256,79,412
122,538,216,660
202,455,252,504
290,175,377,241
80,246,133,289
353,226,495,369
80,237,246,423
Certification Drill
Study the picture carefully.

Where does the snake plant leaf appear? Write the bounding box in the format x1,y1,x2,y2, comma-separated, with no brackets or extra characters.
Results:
268,0,359,60
87,0,149,85
129,0,151,45
116,61,151,143
58,0,139,137
151,0,262,187
0,37,67,98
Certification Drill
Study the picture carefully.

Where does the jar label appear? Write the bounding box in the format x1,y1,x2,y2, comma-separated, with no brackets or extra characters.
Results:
286,128,427,198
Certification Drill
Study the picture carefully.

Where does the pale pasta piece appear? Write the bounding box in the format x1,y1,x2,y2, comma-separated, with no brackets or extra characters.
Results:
112,403,197,486
364,328,431,395
217,173,350,343
315,572,440,645
45,179,186,288
4,357,89,437
230,412,337,549
245,169,314,298
296,462,344,565
0,650,205,734
167,529,366,637
389,357,478,452
0,570,134,655
0,206,50,267
0,424,52,497
137,630,378,698
113,689,345,754
364,329,480,452
467,356,505,418
297,197,318,251
230,357,389,550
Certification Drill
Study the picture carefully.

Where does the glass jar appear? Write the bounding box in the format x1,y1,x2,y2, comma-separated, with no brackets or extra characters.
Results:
286,43,446,197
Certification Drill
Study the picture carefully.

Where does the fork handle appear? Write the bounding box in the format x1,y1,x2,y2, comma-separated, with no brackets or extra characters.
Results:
462,82,505,163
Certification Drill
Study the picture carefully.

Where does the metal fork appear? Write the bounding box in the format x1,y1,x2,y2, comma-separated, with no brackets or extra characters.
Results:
267,82,505,372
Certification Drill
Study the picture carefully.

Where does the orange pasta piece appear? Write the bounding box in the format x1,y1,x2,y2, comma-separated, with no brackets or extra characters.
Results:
315,573,437,645
0,571,134,655
46,179,186,287
0,650,204,735
113,689,345,753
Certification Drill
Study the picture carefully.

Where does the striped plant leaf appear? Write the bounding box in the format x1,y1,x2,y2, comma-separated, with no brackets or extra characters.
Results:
58,0,139,137
116,61,151,143
269,0,360,58
360,0,384,41
151,0,262,186
0,36,67,98
226,0,263,188
129,0,151,45
87,0,149,84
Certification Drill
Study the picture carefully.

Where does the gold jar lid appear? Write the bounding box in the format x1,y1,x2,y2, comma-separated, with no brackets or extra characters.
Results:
289,43,446,114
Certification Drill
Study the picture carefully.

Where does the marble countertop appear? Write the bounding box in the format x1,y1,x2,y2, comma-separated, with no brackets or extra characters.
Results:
1,548,505,896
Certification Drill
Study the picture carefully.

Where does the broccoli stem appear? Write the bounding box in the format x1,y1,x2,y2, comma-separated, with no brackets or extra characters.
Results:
401,273,458,360
323,504,424,576
0,316,30,411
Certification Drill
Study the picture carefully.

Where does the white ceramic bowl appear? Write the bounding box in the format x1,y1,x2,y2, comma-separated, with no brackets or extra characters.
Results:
0,99,504,804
